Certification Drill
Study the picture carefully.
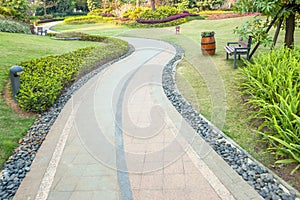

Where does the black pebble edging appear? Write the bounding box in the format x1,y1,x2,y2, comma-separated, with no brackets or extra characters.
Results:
0,45,135,200
162,43,299,200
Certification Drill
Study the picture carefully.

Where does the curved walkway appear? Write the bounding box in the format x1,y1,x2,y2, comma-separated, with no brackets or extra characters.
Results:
14,38,261,200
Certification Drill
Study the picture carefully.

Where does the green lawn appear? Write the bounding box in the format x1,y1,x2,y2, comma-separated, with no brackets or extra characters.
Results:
0,32,98,167
52,23,131,36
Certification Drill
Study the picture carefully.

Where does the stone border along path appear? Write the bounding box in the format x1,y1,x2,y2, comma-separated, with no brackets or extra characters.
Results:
0,34,298,200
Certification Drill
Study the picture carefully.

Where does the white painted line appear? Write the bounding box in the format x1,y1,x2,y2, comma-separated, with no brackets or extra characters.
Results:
35,102,79,200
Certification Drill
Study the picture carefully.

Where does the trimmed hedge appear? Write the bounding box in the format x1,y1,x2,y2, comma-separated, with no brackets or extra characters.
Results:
64,15,113,24
17,36,129,112
136,11,199,24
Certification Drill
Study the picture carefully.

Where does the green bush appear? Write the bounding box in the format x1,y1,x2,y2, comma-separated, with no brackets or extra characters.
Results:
0,19,30,33
122,7,146,20
17,36,129,112
79,34,107,42
0,6,22,19
122,6,181,20
88,8,103,16
142,6,180,20
119,17,187,28
54,31,88,38
239,47,300,173
64,15,113,24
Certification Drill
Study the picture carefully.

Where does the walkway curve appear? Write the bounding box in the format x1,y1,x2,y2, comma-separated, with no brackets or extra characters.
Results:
14,37,261,200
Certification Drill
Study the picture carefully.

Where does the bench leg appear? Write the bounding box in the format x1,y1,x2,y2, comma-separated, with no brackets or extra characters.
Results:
226,52,229,60
238,54,241,60
234,53,237,69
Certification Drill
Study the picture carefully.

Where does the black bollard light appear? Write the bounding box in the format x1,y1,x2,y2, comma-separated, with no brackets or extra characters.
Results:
9,66,23,102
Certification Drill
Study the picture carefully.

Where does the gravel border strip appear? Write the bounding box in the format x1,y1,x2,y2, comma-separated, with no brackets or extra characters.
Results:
0,45,135,200
162,43,299,200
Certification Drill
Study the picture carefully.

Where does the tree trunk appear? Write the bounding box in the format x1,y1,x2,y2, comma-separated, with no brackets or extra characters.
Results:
284,13,295,48
44,0,47,16
151,0,156,11
271,18,283,50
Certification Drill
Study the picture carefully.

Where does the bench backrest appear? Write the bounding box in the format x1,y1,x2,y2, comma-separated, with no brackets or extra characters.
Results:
37,27,43,32
238,36,252,49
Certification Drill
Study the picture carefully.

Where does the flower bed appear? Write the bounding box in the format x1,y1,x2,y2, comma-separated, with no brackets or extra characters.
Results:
208,12,260,20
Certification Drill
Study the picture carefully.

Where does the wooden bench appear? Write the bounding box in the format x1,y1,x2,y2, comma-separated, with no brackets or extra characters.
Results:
36,26,47,36
224,36,252,69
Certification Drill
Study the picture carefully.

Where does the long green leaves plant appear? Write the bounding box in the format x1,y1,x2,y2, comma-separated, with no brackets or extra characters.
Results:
239,46,300,173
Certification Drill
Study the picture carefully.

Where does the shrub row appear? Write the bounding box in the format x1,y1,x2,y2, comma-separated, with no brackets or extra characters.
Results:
88,8,113,17
63,15,113,24
17,36,129,112
122,6,181,20
118,17,188,28
0,19,30,33
136,11,199,24
239,47,300,173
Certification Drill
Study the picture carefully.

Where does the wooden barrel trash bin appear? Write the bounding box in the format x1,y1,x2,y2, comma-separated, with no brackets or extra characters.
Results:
201,31,216,55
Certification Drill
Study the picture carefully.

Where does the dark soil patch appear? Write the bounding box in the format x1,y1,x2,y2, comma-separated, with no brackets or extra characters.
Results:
270,163,300,192
2,81,36,118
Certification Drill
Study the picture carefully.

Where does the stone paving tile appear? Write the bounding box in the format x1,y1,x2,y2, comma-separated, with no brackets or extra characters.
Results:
140,174,164,190
163,174,185,189
92,190,119,199
163,189,189,200
163,159,184,174
183,161,201,174
129,174,142,189
47,191,72,200
68,191,95,200
82,163,115,176
143,162,164,174
133,189,164,200
75,176,117,191
53,176,79,192
144,151,164,163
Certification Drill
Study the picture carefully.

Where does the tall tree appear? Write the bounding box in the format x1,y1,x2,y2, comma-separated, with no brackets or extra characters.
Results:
42,0,57,15
235,0,300,49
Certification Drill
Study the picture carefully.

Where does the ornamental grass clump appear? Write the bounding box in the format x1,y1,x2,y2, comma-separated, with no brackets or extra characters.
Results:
239,47,300,174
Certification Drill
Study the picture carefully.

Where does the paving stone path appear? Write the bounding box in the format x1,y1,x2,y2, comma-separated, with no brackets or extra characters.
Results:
14,38,261,200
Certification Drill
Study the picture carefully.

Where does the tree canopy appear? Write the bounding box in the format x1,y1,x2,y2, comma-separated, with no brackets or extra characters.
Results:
234,0,300,53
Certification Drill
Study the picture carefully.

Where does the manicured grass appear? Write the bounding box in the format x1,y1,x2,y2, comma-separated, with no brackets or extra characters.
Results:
52,23,131,36
0,32,98,167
